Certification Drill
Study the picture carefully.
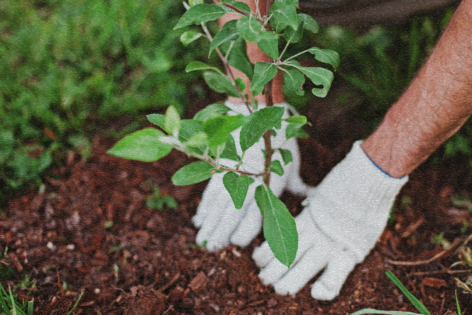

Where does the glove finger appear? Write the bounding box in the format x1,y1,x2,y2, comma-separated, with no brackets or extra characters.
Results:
205,200,247,251
193,174,225,227
311,248,358,301
252,240,272,267
230,200,262,247
257,227,320,286
195,197,232,250
273,245,331,295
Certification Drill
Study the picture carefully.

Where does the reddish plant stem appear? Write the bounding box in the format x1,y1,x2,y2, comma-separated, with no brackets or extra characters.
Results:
262,73,274,185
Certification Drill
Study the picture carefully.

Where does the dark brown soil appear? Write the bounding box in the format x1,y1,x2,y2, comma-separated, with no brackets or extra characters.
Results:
2,99,472,314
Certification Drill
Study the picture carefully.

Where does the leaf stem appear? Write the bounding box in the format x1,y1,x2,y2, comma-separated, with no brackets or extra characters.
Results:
283,48,311,63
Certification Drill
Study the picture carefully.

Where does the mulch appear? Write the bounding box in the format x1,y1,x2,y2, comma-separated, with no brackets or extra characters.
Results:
2,99,472,314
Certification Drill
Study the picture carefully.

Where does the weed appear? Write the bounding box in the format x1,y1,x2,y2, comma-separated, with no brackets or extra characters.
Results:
146,186,178,210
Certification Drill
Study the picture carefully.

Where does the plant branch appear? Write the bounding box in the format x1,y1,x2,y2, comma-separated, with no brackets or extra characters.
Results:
283,48,311,63
200,22,252,112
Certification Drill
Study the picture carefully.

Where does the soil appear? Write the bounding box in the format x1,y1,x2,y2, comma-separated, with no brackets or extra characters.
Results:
2,94,472,314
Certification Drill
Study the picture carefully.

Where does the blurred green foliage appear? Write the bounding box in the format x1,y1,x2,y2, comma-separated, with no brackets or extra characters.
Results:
0,0,207,203
314,8,472,160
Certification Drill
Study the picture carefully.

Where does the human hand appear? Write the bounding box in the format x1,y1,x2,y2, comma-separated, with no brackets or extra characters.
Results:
253,141,408,300
192,101,309,251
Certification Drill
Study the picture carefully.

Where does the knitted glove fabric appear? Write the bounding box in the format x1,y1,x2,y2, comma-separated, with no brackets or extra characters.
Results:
193,101,309,251
253,141,408,300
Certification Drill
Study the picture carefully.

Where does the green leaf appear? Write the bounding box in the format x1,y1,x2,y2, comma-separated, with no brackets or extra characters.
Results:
164,105,181,135
194,103,230,121
237,15,262,43
270,0,298,31
220,134,240,161
210,20,239,56
147,114,165,129
255,184,298,267
285,115,307,124
283,68,305,96
299,14,319,34
223,172,254,209
185,61,224,75
203,71,240,97
174,4,226,30
307,47,340,70
0,131,14,164
203,115,245,148
256,31,279,59
172,161,214,186
227,38,254,80
240,106,284,152
284,20,304,43
180,31,203,46
287,60,334,98
385,270,431,315
235,78,246,92
250,62,278,96
179,119,203,142
456,291,462,315
107,128,172,162
279,149,293,165
285,123,308,139
186,132,208,147
269,160,284,176
224,1,251,14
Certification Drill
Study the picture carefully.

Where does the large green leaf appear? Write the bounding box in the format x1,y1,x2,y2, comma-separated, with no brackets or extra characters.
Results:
174,4,226,29
203,71,240,97
285,123,308,139
285,115,307,124
250,62,278,96
270,0,298,31
307,47,340,70
210,20,239,55
107,128,172,162
256,32,279,59
240,106,284,152
223,0,251,14
287,60,334,98
179,119,203,143
255,184,298,267
283,68,305,96
237,15,262,43
284,20,304,43
299,14,319,34
194,103,230,121
203,115,245,148
172,161,214,186
223,172,254,209
227,38,254,80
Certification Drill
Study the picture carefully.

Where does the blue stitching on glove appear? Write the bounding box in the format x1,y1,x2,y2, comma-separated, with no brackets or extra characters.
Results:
361,147,407,180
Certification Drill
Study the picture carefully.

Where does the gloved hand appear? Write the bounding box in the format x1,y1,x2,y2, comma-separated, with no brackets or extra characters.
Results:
192,101,310,251
252,141,408,300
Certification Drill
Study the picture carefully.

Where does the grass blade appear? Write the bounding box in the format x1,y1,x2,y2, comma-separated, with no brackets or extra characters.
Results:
455,291,462,315
350,309,421,315
66,291,84,315
385,270,431,315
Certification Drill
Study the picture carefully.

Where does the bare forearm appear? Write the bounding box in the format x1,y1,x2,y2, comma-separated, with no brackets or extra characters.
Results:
362,0,472,178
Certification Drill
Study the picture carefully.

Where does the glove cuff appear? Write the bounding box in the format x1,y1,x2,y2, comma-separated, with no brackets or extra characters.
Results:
309,140,408,262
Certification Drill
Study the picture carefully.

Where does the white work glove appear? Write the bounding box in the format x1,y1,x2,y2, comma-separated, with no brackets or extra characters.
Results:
253,141,408,300
193,101,310,251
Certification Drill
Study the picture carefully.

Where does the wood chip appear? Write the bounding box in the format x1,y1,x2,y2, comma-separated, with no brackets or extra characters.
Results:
189,271,209,294
8,252,23,273
422,277,447,289
168,285,184,303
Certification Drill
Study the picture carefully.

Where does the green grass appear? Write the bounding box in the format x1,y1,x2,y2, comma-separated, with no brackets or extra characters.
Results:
0,0,209,204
